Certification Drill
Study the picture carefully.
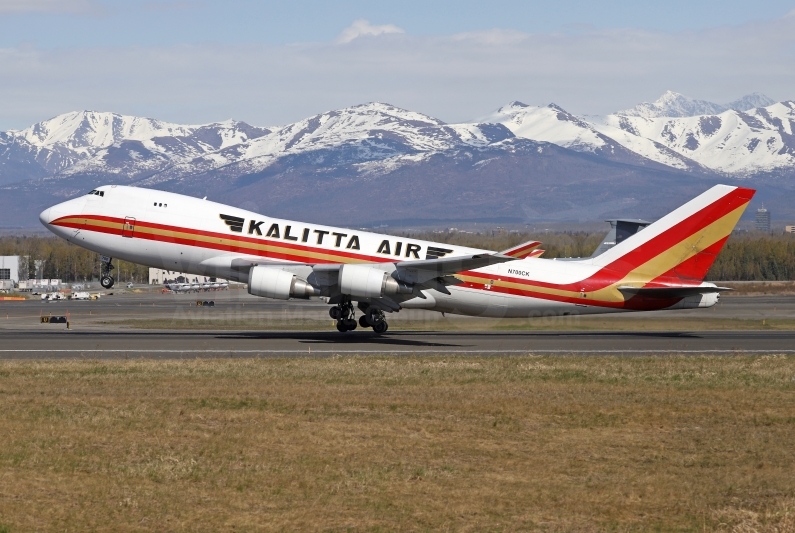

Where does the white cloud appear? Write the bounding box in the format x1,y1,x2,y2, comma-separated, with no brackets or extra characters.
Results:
334,19,404,44
0,0,97,14
0,14,793,130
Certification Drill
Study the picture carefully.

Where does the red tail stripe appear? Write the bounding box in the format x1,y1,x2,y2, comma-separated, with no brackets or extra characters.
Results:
504,241,541,257
595,187,753,279
461,187,752,292
645,236,729,287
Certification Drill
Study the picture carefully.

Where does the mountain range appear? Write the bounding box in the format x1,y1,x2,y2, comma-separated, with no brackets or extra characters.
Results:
1,91,794,229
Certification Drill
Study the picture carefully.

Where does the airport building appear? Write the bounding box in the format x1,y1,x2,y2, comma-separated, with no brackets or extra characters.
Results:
0,256,21,289
786,225,795,234
755,208,771,232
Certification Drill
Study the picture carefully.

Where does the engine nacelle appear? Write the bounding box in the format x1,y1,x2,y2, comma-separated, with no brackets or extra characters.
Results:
669,292,720,309
339,264,413,299
248,266,320,300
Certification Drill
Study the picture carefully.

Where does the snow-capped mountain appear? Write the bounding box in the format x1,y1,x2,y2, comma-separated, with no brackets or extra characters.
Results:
619,91,729,119
725,93,776,112
1,93,794,229
483,92,793,177
4,111,271,178
15,111,195,153
593,100,795,176
57,103,515,185
2,94,793,188
483,101,710,172
616,91,776,119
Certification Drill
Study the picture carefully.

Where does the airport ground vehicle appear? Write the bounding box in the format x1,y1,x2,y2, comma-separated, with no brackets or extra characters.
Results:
70,292,100,300
40,184,754,332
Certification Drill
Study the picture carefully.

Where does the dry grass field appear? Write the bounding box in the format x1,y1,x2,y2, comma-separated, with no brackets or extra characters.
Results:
721,282,795,296
1,355,794,532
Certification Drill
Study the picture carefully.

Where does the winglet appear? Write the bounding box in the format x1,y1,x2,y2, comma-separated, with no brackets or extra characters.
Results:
500,240,542,259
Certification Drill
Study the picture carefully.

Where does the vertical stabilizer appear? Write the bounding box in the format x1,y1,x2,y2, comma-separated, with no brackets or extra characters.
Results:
589,185,755,285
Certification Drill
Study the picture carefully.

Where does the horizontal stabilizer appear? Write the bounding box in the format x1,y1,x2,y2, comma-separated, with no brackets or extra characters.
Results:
499,240,542,259
618,285,732,299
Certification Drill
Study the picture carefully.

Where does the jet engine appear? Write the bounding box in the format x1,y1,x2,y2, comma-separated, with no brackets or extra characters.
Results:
248,266,320,300
669,292,720,309
339,264,413,299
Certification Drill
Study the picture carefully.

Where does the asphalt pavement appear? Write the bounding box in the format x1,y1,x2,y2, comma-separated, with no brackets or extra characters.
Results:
1,289,794,358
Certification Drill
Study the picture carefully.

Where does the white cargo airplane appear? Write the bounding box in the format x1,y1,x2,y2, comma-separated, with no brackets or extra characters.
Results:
40,184,754,333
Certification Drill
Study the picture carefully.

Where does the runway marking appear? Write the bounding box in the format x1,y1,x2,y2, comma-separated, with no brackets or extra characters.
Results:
2,349,795,354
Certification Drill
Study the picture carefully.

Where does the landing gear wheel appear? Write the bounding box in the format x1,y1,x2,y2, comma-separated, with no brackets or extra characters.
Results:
336,318,358,332
366,307,385,327
100,257,115,289
373,321,388,334
359,315,371,329
331,300,358,332
330,301,353,320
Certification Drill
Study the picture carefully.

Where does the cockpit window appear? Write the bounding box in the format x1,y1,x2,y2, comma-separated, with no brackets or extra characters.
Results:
88,190,97,195
87,190,105,197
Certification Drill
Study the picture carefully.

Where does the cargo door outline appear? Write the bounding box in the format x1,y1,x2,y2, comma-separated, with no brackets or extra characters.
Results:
122,217,136,238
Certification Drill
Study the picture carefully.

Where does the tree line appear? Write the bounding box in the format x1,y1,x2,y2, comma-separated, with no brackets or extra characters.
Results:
402,230,795,281
1,231,793,283
0,235,149,283
705,233,795,281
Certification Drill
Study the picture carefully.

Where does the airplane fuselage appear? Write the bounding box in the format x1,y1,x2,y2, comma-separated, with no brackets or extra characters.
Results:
41,184,747,320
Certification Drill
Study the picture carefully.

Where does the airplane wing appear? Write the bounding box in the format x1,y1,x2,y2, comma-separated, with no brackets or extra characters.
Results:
499,239,542,259
617,285,732,299
199,251,519,305
202,249,518,284
394,252,517,284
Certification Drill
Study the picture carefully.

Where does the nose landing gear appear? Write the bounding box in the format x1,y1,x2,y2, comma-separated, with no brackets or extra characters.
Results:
100,257,115,289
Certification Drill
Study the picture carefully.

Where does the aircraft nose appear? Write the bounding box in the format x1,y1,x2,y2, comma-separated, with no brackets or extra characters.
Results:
39,208,52,226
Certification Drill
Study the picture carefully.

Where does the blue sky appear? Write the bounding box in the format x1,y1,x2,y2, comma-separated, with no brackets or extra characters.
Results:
2,0,793,47
0,0,793,128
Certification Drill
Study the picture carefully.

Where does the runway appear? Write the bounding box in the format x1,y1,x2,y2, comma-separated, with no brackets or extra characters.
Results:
1,330,795,358
2,289,794,358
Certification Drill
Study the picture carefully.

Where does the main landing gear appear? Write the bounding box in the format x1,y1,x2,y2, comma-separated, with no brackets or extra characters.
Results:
329,300,357,332
100,257,115,289
328,301,389,334
362,306,388,334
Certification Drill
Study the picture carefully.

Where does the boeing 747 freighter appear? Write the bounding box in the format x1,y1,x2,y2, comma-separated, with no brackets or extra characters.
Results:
40,184,754,333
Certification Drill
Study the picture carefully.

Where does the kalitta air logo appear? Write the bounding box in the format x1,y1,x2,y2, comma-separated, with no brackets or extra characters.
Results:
220,214,244,233
221,214,362,250
425,246,453,260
